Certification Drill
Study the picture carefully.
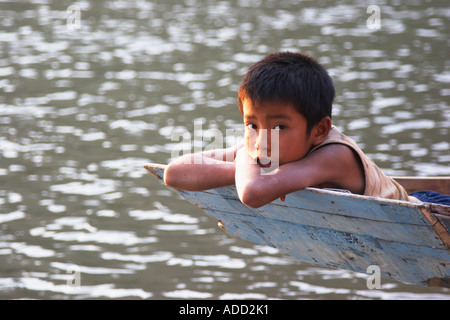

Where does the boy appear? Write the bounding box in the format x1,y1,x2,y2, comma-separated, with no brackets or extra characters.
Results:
158,52,442,208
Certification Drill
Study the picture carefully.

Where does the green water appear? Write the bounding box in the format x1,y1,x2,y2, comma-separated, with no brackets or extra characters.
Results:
0,0,448,299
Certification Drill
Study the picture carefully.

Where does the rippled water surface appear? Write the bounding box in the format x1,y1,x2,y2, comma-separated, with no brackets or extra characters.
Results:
0,0,449,299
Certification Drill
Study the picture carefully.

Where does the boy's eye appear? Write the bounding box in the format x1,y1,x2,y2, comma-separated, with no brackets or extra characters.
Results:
246,123,257,130
274,124,286,130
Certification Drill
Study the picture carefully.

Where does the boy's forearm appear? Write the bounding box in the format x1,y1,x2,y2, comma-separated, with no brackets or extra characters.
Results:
235,164,284,208
235,151,307,208
164,154,235,191
234,150,282,208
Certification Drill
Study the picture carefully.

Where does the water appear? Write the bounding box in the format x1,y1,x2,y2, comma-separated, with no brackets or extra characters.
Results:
0,0,449,299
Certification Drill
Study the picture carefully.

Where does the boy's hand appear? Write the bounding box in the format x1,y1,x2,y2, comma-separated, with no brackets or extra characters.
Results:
235,148,287,203
234,146,254,165
234,147,260,179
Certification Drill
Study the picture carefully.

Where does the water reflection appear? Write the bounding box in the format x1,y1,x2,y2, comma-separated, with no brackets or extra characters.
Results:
0,0,449,299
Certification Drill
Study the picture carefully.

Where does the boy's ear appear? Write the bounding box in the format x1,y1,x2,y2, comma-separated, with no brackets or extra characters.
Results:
311,117,332,146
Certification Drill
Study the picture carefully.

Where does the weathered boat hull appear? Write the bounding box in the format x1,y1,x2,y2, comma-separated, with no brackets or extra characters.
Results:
145,164,450,288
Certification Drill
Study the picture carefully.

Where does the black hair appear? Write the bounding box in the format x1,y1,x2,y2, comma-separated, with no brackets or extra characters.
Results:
238,52,335,134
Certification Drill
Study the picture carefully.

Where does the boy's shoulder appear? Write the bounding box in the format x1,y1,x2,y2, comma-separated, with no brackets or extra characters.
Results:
308,126,360,157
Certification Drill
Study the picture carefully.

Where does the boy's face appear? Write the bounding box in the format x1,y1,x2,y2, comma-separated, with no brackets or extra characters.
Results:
242,98,316,168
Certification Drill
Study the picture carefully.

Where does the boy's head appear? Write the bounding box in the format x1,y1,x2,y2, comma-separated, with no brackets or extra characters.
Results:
238,51,335,134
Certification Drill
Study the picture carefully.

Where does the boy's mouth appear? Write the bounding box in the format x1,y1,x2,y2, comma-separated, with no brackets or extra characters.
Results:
256,157,271,168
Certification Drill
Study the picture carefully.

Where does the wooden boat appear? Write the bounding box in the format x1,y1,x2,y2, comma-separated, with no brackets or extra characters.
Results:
144,163,450,288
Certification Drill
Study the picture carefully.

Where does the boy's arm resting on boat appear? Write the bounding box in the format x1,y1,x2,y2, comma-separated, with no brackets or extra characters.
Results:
235,144,365,208
163,143,243,191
